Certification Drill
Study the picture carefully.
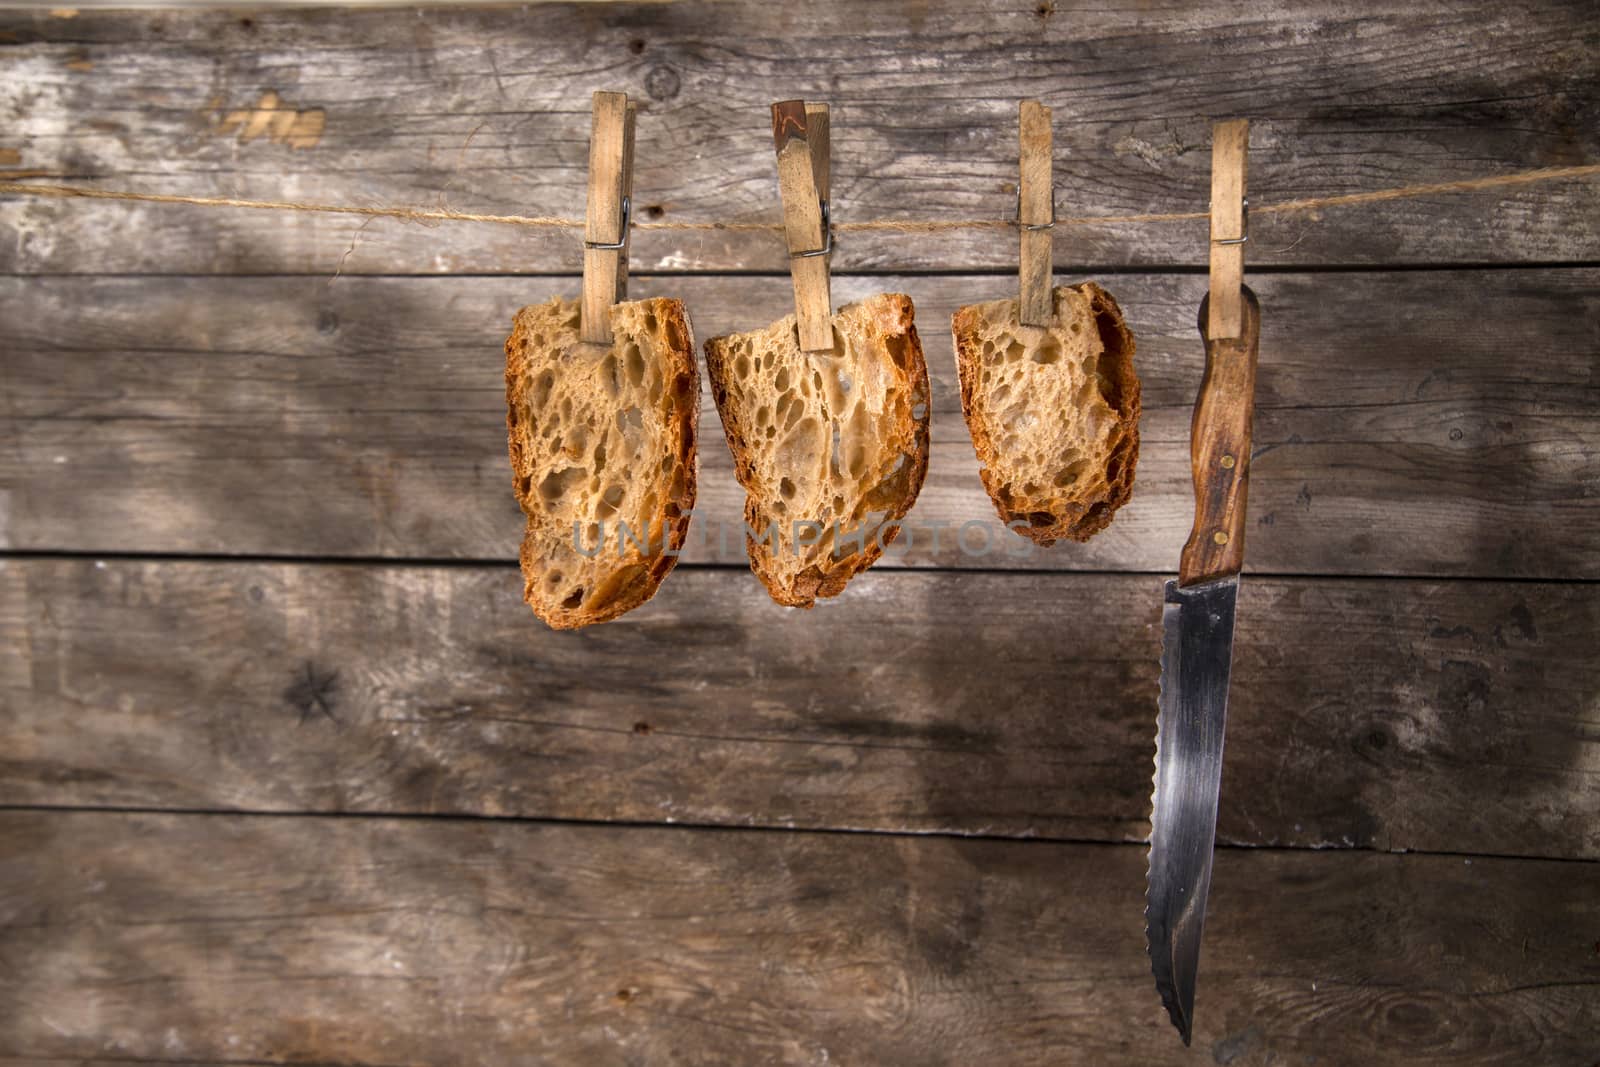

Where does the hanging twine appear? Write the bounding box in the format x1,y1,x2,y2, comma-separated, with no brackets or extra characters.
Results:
1,164,1596,238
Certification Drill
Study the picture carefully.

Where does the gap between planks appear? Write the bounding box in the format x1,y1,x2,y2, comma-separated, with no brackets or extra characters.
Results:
7,260,1600,280
5,802,1594,866
1,550,1596,587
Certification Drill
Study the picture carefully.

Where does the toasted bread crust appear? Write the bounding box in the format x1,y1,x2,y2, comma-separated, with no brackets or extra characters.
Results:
705,293,930,607
952,282,1140,545
504,296,698,629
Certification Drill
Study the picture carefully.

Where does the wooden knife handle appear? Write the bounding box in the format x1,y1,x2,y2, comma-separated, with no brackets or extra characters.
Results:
1179,285,1260,587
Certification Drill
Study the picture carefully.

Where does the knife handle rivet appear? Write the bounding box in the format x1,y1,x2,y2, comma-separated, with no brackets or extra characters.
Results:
1213,531,1230,545
1220,454,1235,469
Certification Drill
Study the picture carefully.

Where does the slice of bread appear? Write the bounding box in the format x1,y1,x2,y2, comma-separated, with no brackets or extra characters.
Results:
704,293,930,607
504,296,698,629
951,282,1140,545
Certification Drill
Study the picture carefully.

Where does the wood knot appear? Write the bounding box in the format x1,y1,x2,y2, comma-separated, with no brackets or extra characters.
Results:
283,661,340,725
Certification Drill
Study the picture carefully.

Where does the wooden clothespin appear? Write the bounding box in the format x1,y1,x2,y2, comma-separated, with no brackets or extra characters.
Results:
1018,99,1054,327
771,99,832,351
1207,119,1249,339
581,90,637,345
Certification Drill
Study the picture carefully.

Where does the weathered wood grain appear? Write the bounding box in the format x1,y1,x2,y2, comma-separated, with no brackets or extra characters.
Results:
1,1,1597,274
2,270,1595,578
3,559,1594,859
1,812,1595,1065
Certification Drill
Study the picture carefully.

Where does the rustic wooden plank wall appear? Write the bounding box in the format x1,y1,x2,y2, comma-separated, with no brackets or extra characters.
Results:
3,813,1597,1066
3,271,1597,576
3,1,1598,274
1,2,1597,1064
4,561,1597,858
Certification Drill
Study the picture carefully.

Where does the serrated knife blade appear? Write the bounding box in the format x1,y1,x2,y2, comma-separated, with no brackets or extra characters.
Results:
1147,575,1237,1045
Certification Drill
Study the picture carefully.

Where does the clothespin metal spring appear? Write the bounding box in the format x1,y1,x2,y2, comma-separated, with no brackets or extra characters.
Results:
584,195,632,252
790,199,831,258
1211,197,1248,246
1015,188,1056,232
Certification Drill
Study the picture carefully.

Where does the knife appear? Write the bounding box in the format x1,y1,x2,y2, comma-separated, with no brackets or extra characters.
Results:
1145,115,1258,1049
1146,281,1261,1045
